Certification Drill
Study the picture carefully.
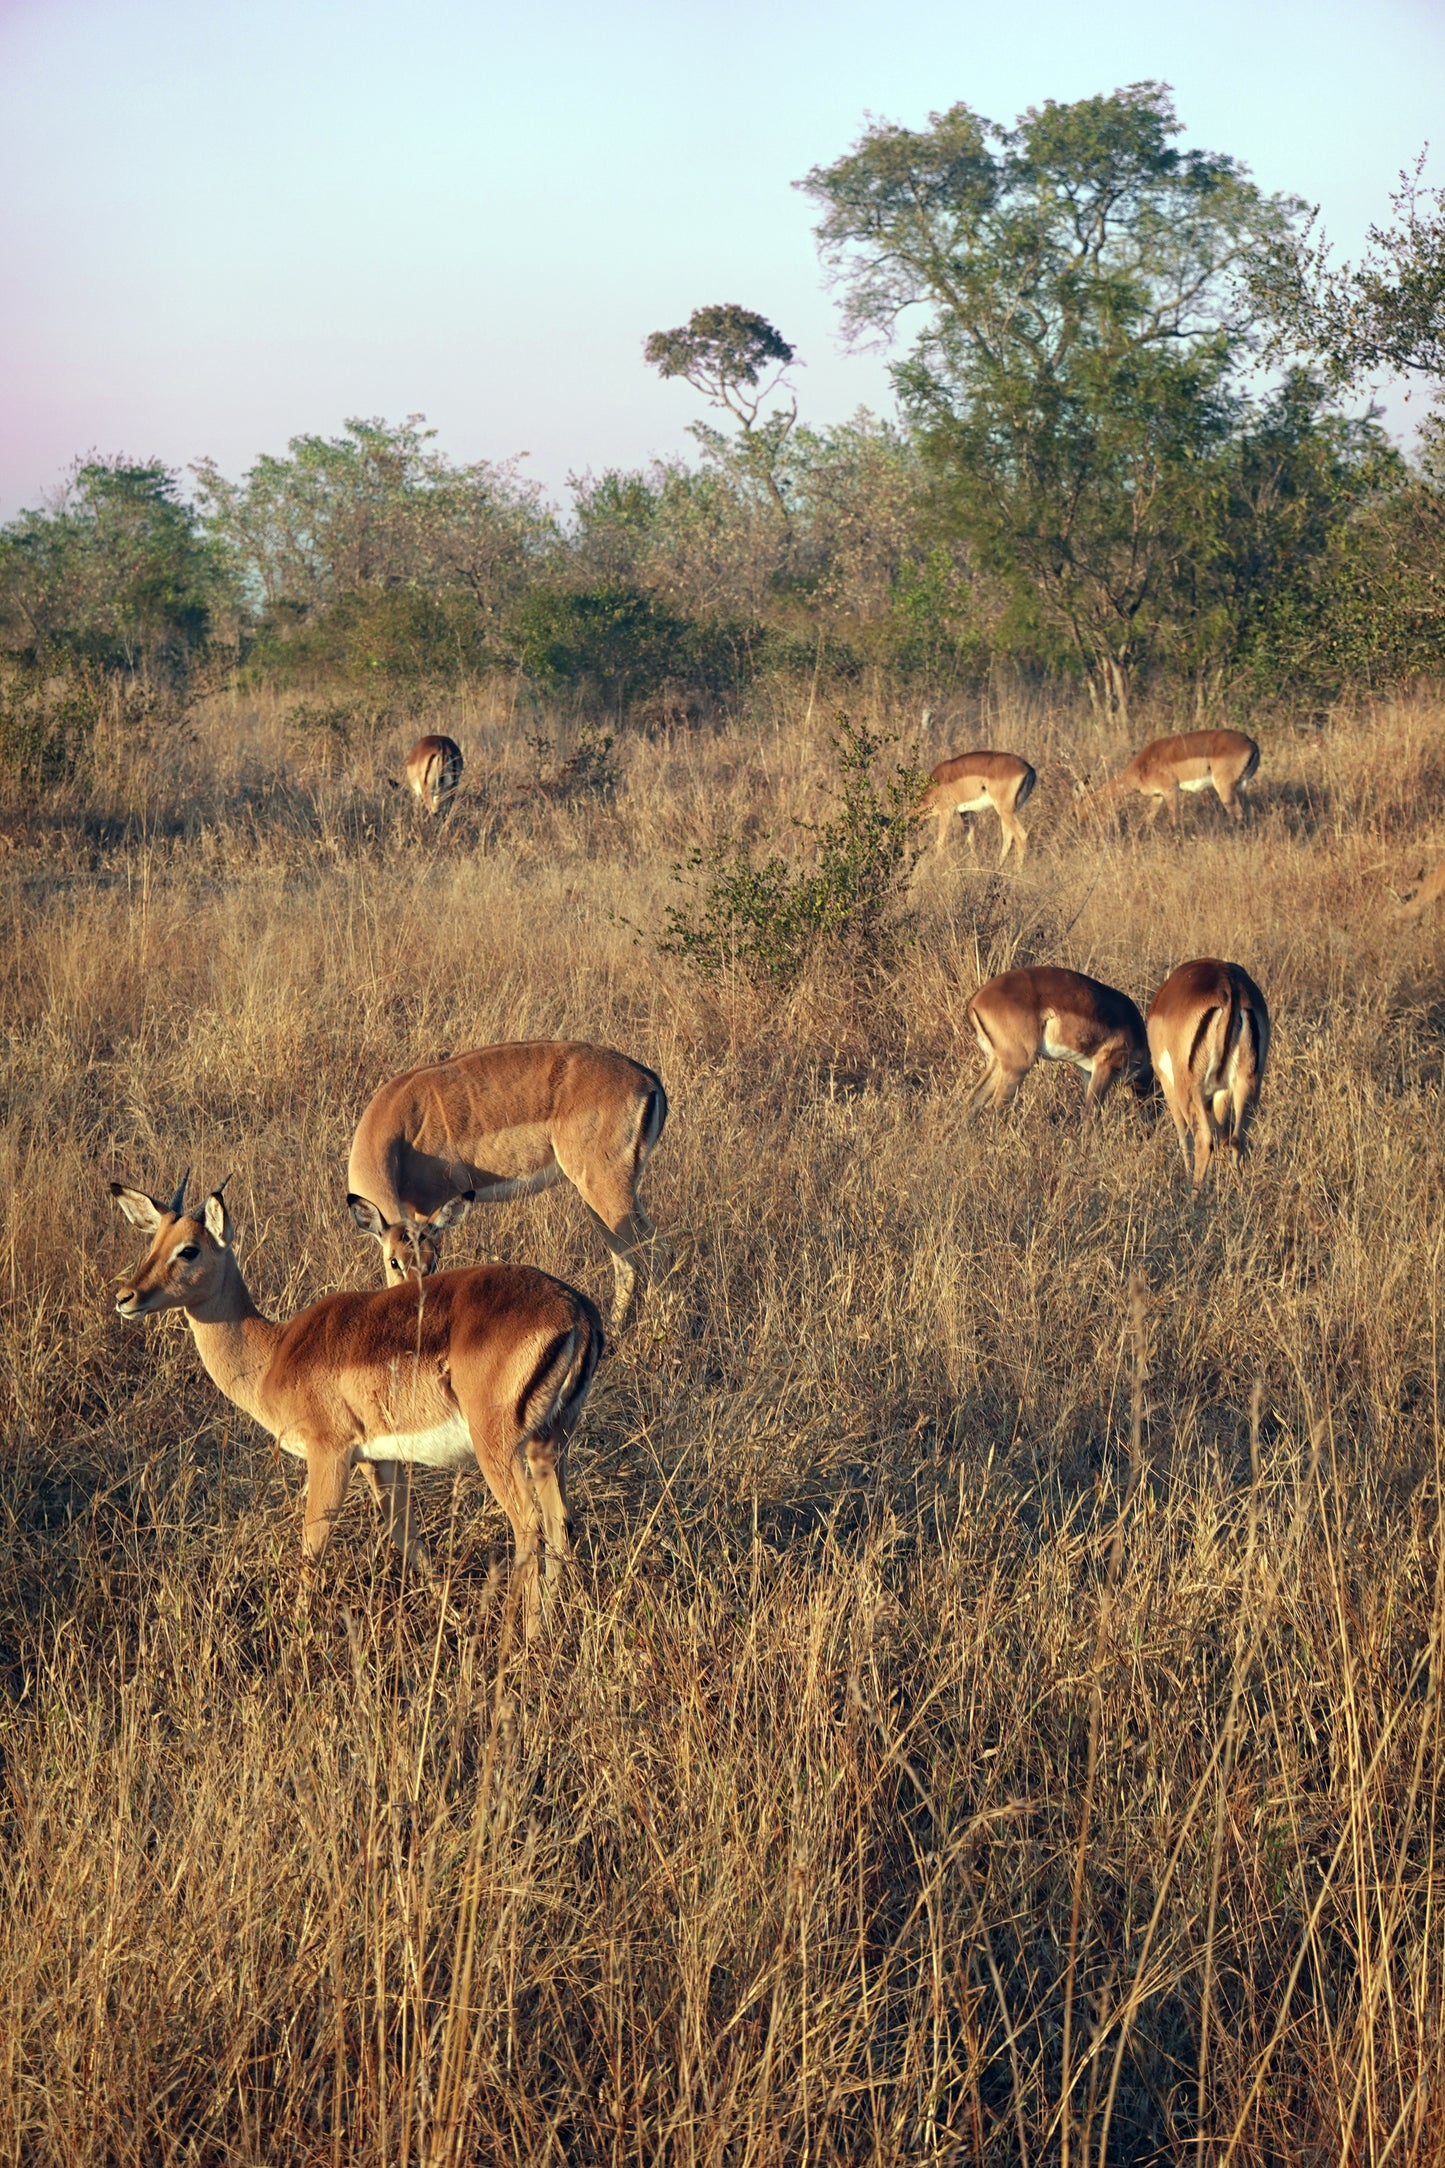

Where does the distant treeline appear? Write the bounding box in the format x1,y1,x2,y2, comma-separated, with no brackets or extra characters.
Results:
2,84,1442,780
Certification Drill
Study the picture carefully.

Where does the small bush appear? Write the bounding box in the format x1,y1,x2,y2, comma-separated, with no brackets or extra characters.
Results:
524,725,619,802
659,717,925,980
0,671,103,789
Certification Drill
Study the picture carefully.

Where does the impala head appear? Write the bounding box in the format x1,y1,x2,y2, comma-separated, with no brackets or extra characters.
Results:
347,1190,475,1281
111,1172,235,1318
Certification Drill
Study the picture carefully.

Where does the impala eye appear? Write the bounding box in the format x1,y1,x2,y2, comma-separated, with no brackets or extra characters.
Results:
175,1244,200,1261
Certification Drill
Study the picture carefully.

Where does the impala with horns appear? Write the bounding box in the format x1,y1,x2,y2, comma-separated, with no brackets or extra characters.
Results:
921,749,1037,863
405,733,464,813
1075,729,1259,829
1395,856,1445,919
1146,958,1270,1194
346,1040,667,1330
964,966,1152,1120
111,1174,601,1637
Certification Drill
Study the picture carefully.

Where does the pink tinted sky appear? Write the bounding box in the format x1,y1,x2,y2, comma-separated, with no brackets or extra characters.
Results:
0,0,1440,518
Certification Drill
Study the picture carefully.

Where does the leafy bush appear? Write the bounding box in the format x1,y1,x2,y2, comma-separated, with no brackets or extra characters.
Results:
524,726,619,801
658,718,925,980
513,582,748,717
246,586,492,687
0,675,97,788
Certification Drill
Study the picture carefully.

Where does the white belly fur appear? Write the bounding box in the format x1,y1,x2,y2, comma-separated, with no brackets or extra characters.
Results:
955,790,992,813
357,1415,474,1469
1041,1029,1092,1070
1178,775,1212,793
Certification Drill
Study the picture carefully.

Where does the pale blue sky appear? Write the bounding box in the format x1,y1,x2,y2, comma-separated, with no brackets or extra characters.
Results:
0,0,1440,517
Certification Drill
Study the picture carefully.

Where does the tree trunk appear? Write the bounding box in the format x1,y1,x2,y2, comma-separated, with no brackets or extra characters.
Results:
1091,655,1130,724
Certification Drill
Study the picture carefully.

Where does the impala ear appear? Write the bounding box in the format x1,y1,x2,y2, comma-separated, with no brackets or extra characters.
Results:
347,1194,389,1241
110,1182,163,1231
203,1191,234,1247
426,1189,475,1236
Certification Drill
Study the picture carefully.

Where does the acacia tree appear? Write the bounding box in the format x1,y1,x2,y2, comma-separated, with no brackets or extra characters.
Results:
644,304,799,522
800,84,1296,712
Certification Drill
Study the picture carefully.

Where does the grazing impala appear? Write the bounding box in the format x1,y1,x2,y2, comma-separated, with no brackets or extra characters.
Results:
1076,729,1259,828
111,1175,601,1637
1146,958,1270,1194
964,966,1152,1120
405,733,464,813
1396,857,1445,918
346,1040,667,1330
921,750,1037,863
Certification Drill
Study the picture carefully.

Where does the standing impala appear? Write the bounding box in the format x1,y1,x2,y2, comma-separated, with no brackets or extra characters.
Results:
346,1040,667,1330
964,966,1152,1120
1076,729,1259,829
1146,958,1270,1194
405,733,464,813
111,1175,601,1637
921,750,1036,863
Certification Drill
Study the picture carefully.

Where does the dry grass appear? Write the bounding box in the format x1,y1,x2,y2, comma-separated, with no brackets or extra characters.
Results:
3,678,1445,2163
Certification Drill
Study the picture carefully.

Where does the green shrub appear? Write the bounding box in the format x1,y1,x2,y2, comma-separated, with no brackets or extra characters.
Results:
524,725,619,801
246,587,492,687
658,717,925,980
0,671,106,789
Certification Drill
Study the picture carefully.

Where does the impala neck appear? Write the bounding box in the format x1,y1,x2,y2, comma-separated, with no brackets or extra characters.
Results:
184,1254,280,1430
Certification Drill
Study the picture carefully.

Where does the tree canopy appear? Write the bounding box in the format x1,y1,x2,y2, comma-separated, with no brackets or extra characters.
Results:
800,84,1301,707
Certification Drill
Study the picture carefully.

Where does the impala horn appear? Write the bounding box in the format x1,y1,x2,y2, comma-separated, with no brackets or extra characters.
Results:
168,1168,190,1216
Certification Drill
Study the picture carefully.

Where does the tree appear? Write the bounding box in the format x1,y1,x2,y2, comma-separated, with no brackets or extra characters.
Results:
1250,155,1445,387
644,304,800,522
0,459,225,683
194,416,553,624
799,84,1297,711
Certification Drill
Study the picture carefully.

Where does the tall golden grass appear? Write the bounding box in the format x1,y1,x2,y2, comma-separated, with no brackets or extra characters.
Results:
3,678,1445,2163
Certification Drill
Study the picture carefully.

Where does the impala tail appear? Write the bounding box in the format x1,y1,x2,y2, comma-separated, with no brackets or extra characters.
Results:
519,1302,606,1448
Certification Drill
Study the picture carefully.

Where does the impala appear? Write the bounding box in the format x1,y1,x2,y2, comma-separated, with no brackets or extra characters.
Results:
1146,958,1270,1193
111,1175,601,1637
346,1040,667,1330
405,733,464,813
1396,856,1445,918
921,750,1037,863
964,966,1152,1120
1076,729,1259,828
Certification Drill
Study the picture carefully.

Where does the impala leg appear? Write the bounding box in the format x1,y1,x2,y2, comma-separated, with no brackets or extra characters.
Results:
999,811,1028,864
580,1192,655,1332
1189,1108,1215,1194
302,1448,353,1564
964,1056,1002,1123
365,1458,432,1578
1084,1043,1128,1113
524,1429,574,1589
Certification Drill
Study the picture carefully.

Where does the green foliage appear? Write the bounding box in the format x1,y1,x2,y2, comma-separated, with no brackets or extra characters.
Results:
645,304,799,521
196,417,553,686
1251,154,1445,386
0,672,98,788
801,84,1298,705
0,460,225,685
245,585,492,686
658,718,924,980
512,582,742,716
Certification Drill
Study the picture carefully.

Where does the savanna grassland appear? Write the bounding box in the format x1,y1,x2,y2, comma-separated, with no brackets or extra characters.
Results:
3,681,1445,2165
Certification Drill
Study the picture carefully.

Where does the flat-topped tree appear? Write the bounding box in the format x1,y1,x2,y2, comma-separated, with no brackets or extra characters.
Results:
644,304,799,520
